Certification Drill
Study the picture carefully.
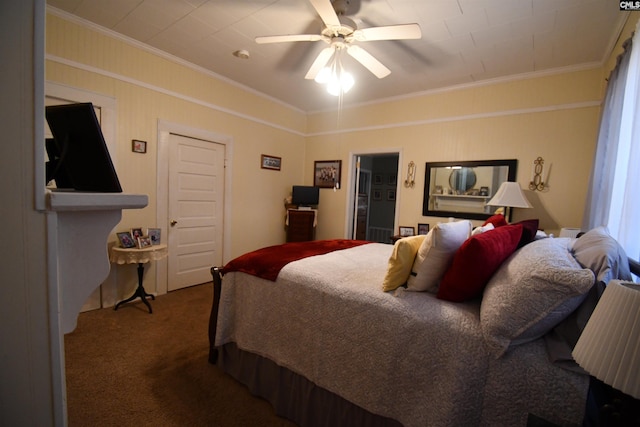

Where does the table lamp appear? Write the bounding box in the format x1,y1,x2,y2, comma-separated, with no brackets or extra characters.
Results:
486,181,532,221
572,280,640,425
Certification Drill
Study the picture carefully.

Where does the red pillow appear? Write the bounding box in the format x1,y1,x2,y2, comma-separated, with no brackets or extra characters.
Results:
483,214,508,228
437,224,523,302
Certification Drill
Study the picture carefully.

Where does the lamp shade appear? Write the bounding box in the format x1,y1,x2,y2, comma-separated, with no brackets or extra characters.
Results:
572,280,640,399
486,181,532,208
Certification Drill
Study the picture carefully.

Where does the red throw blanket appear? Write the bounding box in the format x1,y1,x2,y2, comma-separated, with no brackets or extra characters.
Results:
222,239,373,281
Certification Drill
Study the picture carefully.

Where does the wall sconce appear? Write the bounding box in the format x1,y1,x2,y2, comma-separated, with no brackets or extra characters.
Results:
528,157,549,191
404,161,416,188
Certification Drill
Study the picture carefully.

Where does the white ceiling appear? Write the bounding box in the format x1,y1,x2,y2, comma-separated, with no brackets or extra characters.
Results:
47,0,627,112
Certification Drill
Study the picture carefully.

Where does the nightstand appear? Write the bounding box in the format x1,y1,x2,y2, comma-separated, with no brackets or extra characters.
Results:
286,209,316,242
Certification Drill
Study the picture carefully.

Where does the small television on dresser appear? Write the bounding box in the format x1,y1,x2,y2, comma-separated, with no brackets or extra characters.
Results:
292,185,319,207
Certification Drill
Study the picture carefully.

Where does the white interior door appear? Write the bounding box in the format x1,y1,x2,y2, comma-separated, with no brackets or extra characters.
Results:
168,134,224,291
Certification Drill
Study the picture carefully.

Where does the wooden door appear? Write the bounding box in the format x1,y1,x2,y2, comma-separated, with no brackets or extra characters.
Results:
168,134,224,291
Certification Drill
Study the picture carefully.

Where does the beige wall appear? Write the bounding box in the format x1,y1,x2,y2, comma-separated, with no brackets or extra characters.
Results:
307,68,605,238
1,1,58,425
46,13,307,263
45,9,637,296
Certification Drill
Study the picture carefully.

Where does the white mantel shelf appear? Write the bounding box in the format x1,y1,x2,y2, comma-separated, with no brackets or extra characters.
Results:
430,193,492,215
47,190,148,211
46,190,148,335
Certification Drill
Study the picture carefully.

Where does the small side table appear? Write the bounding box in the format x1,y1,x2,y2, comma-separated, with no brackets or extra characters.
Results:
109,244,167,313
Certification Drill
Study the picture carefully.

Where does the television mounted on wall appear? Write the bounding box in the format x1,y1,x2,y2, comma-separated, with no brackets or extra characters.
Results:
45,102,122,193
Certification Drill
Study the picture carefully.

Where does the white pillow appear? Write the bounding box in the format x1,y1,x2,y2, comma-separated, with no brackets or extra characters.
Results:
406,220,472,292
471,223,494,236
570,226,632,286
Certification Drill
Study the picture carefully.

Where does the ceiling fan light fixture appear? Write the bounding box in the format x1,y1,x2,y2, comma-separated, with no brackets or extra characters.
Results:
326,70,353,96
327,79,340,96
255,0,423,94
340,71,354,92
319,47,354,96
315,67,332,84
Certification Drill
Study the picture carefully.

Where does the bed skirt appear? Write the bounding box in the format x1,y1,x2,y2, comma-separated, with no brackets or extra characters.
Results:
216,342,402,427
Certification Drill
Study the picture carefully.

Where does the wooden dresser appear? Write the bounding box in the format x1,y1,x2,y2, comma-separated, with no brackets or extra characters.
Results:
286,209,316,242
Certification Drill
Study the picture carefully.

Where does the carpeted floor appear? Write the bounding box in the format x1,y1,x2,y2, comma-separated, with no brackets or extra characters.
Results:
64,283,296,427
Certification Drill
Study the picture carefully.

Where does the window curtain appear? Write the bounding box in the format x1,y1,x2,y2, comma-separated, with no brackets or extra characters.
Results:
583,26,640,262
582,38,631,230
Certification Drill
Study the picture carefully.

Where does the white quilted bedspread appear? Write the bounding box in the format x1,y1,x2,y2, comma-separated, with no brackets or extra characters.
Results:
216,243,587,426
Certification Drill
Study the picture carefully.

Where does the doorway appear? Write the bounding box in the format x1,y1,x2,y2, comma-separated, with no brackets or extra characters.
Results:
348,153,399,243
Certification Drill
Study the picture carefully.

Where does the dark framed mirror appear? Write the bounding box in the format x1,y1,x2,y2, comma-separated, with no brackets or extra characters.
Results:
423,159,517,220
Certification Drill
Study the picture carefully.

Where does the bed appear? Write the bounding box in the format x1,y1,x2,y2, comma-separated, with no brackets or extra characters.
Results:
208,223,637,427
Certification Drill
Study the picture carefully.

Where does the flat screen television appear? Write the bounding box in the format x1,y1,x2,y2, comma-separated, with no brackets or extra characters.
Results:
292,185,319,207
45,102,122,192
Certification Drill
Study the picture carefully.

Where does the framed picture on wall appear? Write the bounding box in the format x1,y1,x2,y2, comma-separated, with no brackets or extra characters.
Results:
132,139,147,153
261,154,281,171
314,160,342,188
374,174,383,185
373,189,382,200
387,189,396,201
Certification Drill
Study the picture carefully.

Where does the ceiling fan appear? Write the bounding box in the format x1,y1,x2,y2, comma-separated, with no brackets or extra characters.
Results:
255,0,422,81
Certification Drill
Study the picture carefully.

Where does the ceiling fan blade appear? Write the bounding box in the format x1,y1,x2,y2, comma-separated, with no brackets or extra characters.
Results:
309,0,341,28
256,34,325,44
346,45,390,79
305,47,335,80
352,23,422,42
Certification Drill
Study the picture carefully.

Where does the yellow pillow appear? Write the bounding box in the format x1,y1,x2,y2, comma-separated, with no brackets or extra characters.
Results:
382,235,427,292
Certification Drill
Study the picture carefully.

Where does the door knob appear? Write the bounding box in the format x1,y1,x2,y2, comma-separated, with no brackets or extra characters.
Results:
170,220,178,226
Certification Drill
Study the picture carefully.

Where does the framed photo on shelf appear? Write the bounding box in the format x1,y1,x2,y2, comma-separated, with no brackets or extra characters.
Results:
399,226,415,237
261,154,281,171
314,160,342,188
147,228,161,245
117,231,136,248
130,227,144,240
418,223,430,235
137,236,152,248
